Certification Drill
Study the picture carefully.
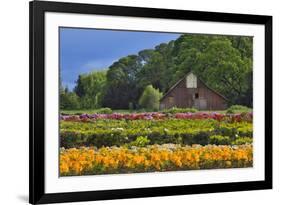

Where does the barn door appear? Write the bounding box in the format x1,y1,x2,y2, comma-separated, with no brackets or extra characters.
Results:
199,99,207,110
193,98,207,110
193,99,199,109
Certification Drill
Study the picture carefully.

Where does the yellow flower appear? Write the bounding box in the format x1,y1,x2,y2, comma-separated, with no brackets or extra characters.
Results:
60,162,69,173
59,144,253,175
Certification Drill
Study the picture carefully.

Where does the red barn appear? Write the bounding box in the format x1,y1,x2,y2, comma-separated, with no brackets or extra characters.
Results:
160,72,228,110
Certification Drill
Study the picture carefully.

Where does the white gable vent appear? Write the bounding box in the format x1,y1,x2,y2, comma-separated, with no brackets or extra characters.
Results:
186,73,197,88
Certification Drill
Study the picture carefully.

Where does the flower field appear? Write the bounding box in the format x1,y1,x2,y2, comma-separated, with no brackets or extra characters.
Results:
60,144,253,176
59,112,253,176
60,112,252,122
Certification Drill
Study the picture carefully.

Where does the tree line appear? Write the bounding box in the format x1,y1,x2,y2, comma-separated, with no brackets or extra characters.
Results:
60,34,253,110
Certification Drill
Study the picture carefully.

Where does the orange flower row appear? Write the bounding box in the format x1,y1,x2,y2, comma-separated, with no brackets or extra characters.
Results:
60,144,253,176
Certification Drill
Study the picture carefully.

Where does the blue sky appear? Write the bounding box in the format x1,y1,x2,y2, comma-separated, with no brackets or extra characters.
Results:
60,27,181,90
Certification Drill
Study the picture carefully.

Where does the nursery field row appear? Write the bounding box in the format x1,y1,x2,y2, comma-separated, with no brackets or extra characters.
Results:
60,144,253,176
60,112,252,122
60,119,253,148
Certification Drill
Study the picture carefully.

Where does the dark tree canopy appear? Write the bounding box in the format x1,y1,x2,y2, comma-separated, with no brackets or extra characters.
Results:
103,55,143,109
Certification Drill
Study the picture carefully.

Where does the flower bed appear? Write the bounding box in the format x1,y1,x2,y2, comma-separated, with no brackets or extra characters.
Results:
60,119,253,148
60,112,252,123
60,144,253,176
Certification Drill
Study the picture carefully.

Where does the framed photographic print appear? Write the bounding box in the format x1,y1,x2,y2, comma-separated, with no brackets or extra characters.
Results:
29,0,272,204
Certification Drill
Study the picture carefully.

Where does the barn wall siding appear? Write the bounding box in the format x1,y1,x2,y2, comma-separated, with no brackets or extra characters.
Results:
160,74,227,110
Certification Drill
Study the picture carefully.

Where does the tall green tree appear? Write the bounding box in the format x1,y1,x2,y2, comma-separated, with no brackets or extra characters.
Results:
139,85,162,111
103,55,142,109
193,39,252,104
137,42,175,92
74,70,107,109
60,87,80,109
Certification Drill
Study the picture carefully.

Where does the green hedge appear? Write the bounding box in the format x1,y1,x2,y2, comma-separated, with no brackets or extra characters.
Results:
60,119,252,148
161,107,198,114
209,135,230,145
226,105,252,114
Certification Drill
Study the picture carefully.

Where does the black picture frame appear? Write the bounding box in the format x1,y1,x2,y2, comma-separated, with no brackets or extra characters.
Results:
29,0,272,204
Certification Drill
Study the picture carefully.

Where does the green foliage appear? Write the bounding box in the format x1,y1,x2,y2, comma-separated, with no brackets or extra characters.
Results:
209,135,231,145
60,90,80,110
139,85,162,111
127,136,150,147
214,121,252,137
229,105,250,110
61,109,131,115
161,107,198,114
103,55,142,109
136,42,175,92
74,71,107,109
192,39,252,105
232,137,253,145
226,105,251,114
95,107,113,114
60,119,252,148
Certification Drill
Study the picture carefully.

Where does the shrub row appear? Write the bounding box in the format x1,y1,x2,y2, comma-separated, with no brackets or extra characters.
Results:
161,107,198,114
226,105,252,114
60,119,252,148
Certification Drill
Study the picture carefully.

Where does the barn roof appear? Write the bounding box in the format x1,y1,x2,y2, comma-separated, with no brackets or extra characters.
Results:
160,71,228,102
